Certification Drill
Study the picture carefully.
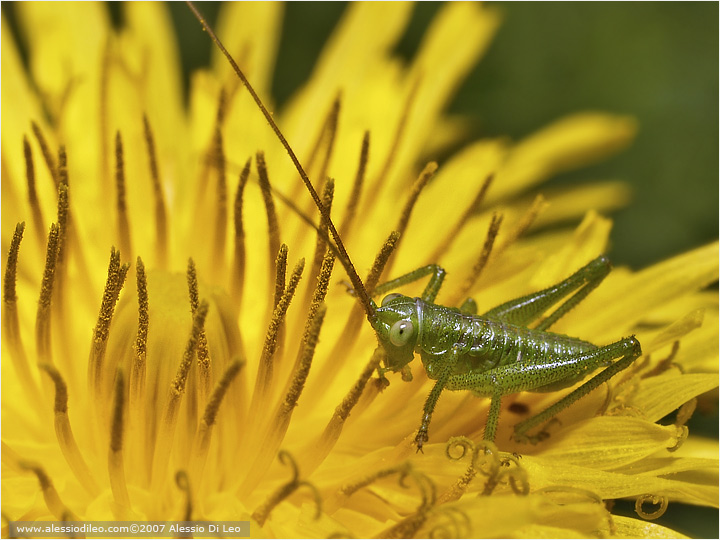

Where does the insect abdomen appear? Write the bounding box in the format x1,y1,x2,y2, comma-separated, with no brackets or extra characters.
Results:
416,300,596,374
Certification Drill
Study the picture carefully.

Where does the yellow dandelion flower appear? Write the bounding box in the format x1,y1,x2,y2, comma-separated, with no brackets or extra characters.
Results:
2,3,717,539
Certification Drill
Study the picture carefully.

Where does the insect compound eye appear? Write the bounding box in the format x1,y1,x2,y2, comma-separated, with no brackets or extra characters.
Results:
381,293,403,307
389,319,414,347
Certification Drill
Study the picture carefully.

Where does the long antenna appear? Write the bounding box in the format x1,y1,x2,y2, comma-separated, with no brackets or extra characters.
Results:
186,1,375,320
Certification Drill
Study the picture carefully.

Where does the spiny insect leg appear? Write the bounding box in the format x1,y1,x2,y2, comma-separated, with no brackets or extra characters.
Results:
482,255,611,329
512,336,642,443
373,264,446,302
414,345,460,452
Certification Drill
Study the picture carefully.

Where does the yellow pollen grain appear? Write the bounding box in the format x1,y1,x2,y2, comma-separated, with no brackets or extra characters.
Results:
31,121,58,187
231,158,251,307
114,132,132,258
142,115,168,269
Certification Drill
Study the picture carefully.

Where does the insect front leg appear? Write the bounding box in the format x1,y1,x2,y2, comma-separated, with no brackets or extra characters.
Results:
414,345,460,452
482,255,611,330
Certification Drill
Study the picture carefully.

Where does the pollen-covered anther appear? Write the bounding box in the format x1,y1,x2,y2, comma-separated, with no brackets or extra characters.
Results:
88,247,130,399
36,223,60,365
187,259,211,406
150,300,209,491
129,256,149,416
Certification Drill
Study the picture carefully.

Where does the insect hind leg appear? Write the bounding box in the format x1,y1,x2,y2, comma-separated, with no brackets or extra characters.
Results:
482,255,611,330
513,335,642,444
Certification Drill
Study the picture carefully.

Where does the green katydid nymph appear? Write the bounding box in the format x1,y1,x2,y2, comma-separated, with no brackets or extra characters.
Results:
188,1,642,453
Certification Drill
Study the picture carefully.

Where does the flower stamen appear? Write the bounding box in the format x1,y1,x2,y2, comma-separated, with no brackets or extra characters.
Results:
250,256,304,418
109,370,131,510
446,212,503,307
251,451,321,527
115,132,132,258
256,151,281,299
142,115,168,269
231,158,251,308
129,256,149,470
23,136,46,248
175,471,193,521
339,131,370,239
211,95,228,277
313,231,399,392
187,259,211,412
3,223,43,404
303,179,335,311
19,462,77,520
39,364,99,497
36,223,60,366
383,162,437,278
191,359,244,483
88,247,129,401
31,121,58,187
495,194,547,256
428,174,494,264
150,300,209,491
634,493,669,520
